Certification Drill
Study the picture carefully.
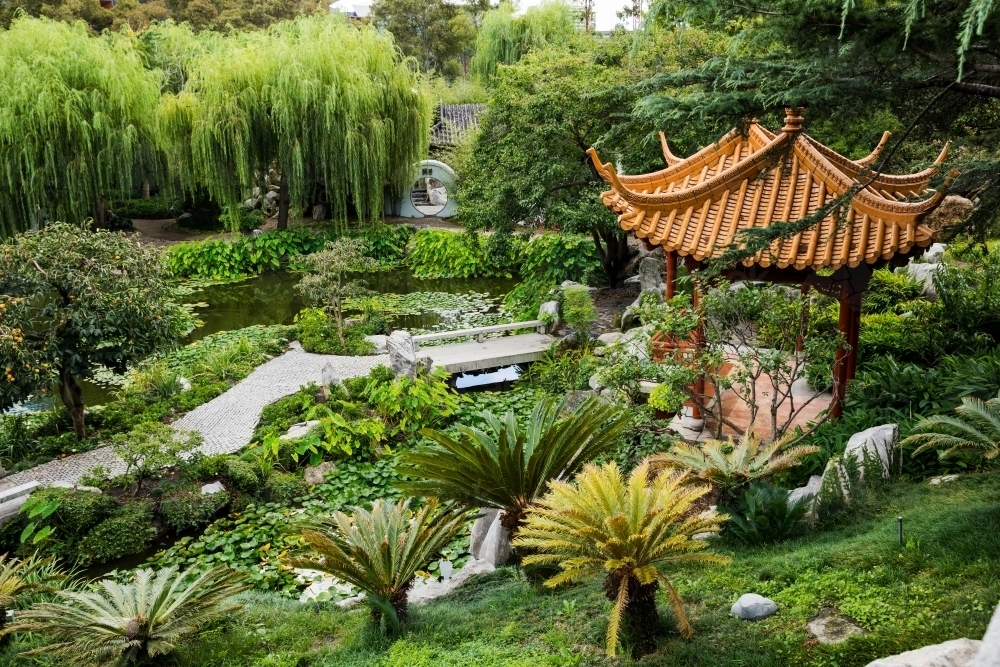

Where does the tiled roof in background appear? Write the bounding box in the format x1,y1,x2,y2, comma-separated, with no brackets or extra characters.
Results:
431,103,486,147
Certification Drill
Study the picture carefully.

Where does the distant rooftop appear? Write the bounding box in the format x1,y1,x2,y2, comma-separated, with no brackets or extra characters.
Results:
431,103,486,147
328,0,370,19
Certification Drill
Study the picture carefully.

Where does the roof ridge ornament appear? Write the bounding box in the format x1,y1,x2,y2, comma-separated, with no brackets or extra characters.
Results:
781,107,805,134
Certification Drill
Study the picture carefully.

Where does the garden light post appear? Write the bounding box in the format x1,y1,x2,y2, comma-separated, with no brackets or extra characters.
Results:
897,516,904,546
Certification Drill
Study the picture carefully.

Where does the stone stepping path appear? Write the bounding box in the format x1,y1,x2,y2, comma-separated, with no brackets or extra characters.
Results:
0,344,388,492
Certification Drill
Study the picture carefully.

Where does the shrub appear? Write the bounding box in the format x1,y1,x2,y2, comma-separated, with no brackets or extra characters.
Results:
264,472,308,503
519,345,599,394
164,230,327,281
858,312,940,363
863,268,925,314
219,205,265,232
293,308,375,356
399,395,627,536
561,285,596,336
45,488,118,536
111,422,202,495
722,482,811,546
108,197,175,219
515,462,728,656
9,566,248,665
503,281,556,321
223,457,261,494
285,498,469,632
521,233,601,286
158,490,229,533
78,503,157,565
407,229,499,278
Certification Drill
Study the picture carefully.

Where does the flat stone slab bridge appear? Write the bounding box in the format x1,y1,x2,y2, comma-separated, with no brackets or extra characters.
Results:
0,322,553,502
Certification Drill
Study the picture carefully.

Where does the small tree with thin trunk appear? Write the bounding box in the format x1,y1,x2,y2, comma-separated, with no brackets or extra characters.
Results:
0,223,187,439
111,422,202,496
295,238,378,346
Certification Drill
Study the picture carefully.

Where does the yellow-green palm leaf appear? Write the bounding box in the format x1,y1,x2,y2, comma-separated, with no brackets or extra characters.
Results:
514,462,729,656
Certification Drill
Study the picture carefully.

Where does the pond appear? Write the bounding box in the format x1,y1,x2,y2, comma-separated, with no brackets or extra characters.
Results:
9,269,520,413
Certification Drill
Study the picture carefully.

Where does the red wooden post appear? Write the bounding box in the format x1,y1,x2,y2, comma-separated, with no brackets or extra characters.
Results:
831,291,853,419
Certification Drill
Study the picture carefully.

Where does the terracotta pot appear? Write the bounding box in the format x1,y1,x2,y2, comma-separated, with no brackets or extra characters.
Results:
651,332,696,364
653,409,676,421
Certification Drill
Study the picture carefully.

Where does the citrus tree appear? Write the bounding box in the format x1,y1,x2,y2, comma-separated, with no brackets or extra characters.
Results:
0,224,188,438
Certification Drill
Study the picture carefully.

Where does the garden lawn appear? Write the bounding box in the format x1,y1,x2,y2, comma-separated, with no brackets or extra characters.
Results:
156,473,1000,667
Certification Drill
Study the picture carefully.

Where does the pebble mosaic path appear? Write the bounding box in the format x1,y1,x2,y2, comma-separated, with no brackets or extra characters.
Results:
0,344,389,492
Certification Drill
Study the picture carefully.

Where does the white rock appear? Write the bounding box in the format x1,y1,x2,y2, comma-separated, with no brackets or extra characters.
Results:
788,475,823,518
845,423,898,479
364,335,388,354
930,474,960,486
897,262,944,300
588,373,605,391
470,508,500,559
731,593,777,621
639,380,659,395
178,376,192,392
973,600,1000,667
478,512,512,567
280,420,321,441
538,301,561,334
597,332,623,346
924,243,948,264
866,638,981,666
638,256,664,292
320,361,342,387
387,330,419,378
303,461,336,486
200,481,225,494
74,485,103,494
407,558,496,606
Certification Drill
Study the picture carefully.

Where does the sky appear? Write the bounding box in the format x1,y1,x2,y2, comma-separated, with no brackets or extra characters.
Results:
519,0,639,32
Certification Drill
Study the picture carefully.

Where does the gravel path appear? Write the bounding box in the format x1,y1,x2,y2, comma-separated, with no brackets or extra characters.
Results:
0,344,389,492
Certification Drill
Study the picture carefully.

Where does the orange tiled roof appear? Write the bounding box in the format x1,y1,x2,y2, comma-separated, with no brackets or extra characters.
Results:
587,108,957,271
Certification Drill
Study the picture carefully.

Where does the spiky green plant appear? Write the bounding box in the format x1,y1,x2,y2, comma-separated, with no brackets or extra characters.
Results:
647,431,819,498
902,394,1000,461
515,462,729,657
160,14,431,230
398,395,628,535
8,566,248,666
285,498,469,632
0,18,163,238
0,554,62,634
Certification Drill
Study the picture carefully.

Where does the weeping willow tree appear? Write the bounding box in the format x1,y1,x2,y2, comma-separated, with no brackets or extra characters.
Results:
160,15,431,230
470,1,578,82
0,18,164,239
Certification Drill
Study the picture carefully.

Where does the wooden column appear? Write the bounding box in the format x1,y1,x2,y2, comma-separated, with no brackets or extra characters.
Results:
686,257,705,421
831,285,864,419
665,251,677,300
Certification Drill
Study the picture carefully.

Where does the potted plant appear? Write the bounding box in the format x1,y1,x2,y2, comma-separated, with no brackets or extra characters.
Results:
637,294,700,362
647,383,685,420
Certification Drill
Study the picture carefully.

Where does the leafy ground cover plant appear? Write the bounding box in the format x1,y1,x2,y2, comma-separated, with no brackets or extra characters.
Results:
286,498,469,632
399,395,628,535
407,229,506,279
8,566,248,666
515,462,728,657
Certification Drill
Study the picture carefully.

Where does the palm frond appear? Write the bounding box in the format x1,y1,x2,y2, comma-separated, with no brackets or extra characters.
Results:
902,394,1000,460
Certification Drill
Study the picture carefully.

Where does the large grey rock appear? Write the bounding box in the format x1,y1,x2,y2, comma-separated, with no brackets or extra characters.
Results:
731,593,777,621
280,420,321,441
562,390,596,412
638,256,665,293
407,558,496,606
320,361,342,388
788,475,823,518
200,481,226,494
538,301,561,334
304,461,337,486
597,332,623,346
588,373,605,391
470,508,500,559
621,289,662,331
618,325,652,361
387,330,419,378
923,195,975,231
973,600,1000,667
897,262,944,300
808,607,864,644
845,423,898,479
311,204,326,221
478,511,512,566
866,639,981,667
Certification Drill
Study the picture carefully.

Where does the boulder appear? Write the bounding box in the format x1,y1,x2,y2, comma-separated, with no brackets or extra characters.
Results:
621,289,662,331
311,204,326,221
597,332,623,346
387,330,419,378
866,639,981,667
924,243,948,264
428,187,448,207
808,607,864,644
638,256,665,292
973,600,1000,667
897,262,944,300
923,195,975,231
731,593,778,621
538,301,561,334
304,461,337,486
408,558,496,606
478,512,513,566
280,420,321,441
845,423,898,479
200,481,226,495
364,334,388,354
788,475,823,518
470,508,500,559
320,361,342,388
177,376,192,392
588,373,605,391
930,474,960,486
264,190,279,206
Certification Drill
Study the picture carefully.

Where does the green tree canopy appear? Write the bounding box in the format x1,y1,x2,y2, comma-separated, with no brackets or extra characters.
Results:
0,18,163,238
470,0,578,82
159,15,431,230
0,223,187,438
370,0,477,77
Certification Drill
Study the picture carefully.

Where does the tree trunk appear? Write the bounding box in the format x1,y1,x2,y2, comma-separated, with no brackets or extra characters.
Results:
58,369,86,440
591,228,636,287
142,181,151,199
603,574,661,657
92,198,107,229
277,173,290,231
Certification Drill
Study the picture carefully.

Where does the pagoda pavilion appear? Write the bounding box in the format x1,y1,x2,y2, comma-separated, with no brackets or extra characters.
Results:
587,108,957,418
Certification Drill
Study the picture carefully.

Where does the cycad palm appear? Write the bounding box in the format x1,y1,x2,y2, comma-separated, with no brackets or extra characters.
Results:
515,462,729,657
285,498,469,632
8,566,248,666
398,395,627,534
0,554,61,633
902,394,1000,460
647,431,819,498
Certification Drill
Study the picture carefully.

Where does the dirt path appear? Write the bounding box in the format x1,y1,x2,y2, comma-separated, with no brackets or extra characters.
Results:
129,219,237,248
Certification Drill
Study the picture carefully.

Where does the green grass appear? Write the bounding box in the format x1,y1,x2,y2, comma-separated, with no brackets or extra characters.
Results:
7,474,996,666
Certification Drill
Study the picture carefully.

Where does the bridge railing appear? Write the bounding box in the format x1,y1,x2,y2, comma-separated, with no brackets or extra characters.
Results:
412,320,546,345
